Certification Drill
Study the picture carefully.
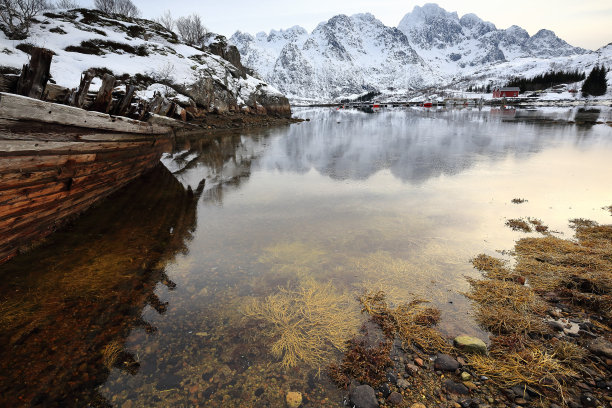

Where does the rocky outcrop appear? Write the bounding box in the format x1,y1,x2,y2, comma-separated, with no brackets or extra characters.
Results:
205,34,248,79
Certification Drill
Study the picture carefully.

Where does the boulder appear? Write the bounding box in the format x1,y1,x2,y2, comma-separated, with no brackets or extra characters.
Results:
349,385,379,408
453,335,488,355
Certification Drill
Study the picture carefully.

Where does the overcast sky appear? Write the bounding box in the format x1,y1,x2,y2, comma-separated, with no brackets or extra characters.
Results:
84,0,611,50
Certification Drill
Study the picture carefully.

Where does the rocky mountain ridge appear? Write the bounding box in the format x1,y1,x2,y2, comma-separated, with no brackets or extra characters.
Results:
230,3,604,102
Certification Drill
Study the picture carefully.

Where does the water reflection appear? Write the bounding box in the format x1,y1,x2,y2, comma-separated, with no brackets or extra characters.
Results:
0,165,201,407
256,107,611,184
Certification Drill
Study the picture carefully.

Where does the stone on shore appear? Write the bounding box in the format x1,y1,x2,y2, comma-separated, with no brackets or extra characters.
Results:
434,353,460,371
350,385,379,408
453,335,488,355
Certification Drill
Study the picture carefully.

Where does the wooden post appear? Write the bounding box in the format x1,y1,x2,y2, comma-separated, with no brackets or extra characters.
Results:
15,47,53,100
115,84,135,116
71,70,94,109
90,74,116,113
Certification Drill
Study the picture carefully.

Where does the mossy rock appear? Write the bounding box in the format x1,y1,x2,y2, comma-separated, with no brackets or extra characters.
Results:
454,335,488,355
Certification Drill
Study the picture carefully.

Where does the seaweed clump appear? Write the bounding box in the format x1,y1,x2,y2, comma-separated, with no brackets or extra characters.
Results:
328,334,392,388
505,218,549,234
359,291,449,354
242,279,360,369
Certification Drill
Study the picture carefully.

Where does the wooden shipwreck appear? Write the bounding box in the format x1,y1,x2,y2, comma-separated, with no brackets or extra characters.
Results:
0,48,181,264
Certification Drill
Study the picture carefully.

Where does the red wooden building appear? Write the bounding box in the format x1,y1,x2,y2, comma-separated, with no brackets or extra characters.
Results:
492,87,520,98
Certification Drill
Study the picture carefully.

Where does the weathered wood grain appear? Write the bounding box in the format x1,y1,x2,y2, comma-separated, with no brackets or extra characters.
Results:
0,93,172,135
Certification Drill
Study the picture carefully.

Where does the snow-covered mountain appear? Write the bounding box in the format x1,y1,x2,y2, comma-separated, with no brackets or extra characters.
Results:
231,13,439,102
397,3,587,75
0,8,290,115
230,3,605,102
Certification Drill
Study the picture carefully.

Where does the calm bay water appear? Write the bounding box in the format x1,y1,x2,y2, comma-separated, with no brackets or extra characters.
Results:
1,107,611,407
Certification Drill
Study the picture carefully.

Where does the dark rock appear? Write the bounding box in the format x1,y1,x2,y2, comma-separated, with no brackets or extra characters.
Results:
434,354,460,371
349,385,379,408
580,393,598,407
459,399,472,408
588,337,612,358
387,391,403,405
511,385,530,400
386,371,398,384
254,387,264,397
443,379,469,395
378,383,391,398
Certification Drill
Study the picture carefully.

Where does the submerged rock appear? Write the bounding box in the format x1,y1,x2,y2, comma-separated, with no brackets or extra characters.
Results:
387,391,403,405
453,335,488,355
350,385,379,408
286,391,302,408
443,379,469,395
434,353,460,371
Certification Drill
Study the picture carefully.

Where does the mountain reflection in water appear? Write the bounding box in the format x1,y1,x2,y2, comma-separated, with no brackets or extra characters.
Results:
255,107,609,184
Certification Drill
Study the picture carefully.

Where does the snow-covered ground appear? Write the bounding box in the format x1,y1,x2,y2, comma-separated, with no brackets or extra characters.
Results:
0,8,286,110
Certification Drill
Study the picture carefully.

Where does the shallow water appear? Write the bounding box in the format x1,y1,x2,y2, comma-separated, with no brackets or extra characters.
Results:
1,107,611,407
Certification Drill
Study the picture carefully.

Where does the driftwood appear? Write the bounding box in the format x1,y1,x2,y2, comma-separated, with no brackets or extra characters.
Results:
44,83,71,104
115,84,135,116
0,74,19,93
72,70,94,108
15,48,53,99
90,74,116,113
0,92,171,134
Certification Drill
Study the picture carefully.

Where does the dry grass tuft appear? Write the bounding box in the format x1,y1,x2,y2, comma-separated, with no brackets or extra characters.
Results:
359,291,450,354
604,205,612,215
511,198,528,204
242,279,360,369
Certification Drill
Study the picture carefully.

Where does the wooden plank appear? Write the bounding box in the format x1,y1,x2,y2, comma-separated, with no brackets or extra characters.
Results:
0,156,158,225
90,74,116,113
0,140,155,156
15,48,53,99
115,84,135,116
0,150,161,191
0,93,171,135
0,153,97,173
72,70,94,109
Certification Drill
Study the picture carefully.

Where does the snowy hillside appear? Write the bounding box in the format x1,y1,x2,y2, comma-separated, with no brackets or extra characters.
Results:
231,13,439,102
0,8,290,115
230,3,609,103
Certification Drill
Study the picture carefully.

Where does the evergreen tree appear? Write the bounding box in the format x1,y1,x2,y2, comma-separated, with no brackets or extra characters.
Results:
582,65,608,97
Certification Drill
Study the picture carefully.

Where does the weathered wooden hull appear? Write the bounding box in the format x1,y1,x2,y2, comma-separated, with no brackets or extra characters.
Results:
0,93,173,264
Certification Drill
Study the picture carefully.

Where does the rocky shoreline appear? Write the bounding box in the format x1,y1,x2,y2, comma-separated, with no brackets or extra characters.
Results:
329,213,612,408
